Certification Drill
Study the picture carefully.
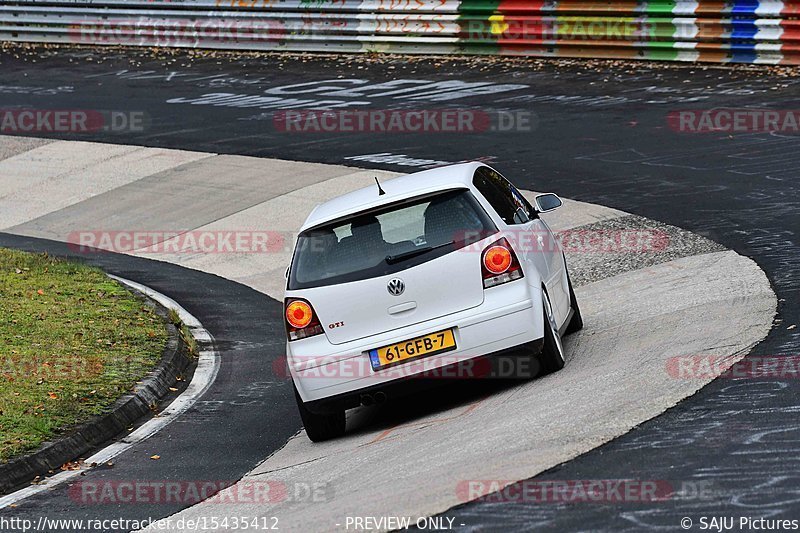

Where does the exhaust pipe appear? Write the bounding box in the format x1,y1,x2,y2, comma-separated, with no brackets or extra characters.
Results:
360,392,386,406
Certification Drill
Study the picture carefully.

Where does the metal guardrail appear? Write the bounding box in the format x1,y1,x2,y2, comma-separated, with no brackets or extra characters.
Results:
1,1,798,64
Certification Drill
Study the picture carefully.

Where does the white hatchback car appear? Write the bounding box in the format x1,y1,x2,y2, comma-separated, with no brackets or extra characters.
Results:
285,162,582,441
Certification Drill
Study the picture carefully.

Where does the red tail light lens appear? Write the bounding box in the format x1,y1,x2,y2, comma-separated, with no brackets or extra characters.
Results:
284,298,324,341
481,238,523,288
484,245,512,274
286,300,313,328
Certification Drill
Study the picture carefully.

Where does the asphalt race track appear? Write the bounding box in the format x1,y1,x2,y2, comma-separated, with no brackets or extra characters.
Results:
0,140,776,533
0,48,799,530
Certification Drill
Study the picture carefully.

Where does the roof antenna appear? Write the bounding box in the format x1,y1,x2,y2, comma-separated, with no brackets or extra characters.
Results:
375,177,386,196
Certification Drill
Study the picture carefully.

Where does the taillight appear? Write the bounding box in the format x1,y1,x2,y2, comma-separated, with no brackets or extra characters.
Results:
484,245,512,274
284,298,324,341
481,238,523,288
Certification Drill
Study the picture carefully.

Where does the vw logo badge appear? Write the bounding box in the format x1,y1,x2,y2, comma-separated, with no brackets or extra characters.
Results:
387,278,405,296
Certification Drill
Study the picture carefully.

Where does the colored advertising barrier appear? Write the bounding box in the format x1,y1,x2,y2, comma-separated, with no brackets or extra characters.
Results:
1,1,798,64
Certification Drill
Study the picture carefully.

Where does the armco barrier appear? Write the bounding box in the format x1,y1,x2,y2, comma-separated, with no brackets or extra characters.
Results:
1,1,798,64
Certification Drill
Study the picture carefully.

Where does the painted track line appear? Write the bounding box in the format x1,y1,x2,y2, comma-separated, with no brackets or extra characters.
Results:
0,276,220,509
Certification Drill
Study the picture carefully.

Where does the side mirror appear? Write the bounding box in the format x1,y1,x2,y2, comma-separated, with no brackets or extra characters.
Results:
534,193,562,213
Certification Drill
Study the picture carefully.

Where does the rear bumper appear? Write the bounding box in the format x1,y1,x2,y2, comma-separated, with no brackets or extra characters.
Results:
303,339,543,414
290,289,544,407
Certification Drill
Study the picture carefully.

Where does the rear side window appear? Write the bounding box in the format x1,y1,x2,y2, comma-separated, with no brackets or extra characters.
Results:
472,167,533,225
288,189,497,289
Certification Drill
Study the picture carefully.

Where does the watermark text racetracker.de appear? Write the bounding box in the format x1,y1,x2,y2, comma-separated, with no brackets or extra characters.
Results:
277,352,542,381
459,228,669,254
668,108,800,134
457,479,726,504
67,230,285,254
69,18,286,45
68,479,331,505
273,109,536,134
0,109,148,134
667,354,800,380
1,354,103,380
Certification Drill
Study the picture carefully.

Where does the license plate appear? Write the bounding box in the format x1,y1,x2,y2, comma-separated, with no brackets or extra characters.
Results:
369,329,457,370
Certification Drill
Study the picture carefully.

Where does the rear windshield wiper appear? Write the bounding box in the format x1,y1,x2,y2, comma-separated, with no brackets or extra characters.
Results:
385,241,454,265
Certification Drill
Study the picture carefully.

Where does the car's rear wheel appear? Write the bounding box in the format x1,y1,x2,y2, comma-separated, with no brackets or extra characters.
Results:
538,289,566,375
294,385,346,442
564,268,583,335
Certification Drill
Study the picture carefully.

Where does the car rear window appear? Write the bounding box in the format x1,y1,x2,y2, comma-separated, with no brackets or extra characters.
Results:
288,189,497,289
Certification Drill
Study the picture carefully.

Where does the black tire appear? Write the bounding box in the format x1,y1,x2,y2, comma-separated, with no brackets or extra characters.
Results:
564,269,583,335
539,289,566,375
294,385,346,442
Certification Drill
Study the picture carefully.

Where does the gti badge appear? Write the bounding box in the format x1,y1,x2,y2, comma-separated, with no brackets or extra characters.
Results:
387,278,405,296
